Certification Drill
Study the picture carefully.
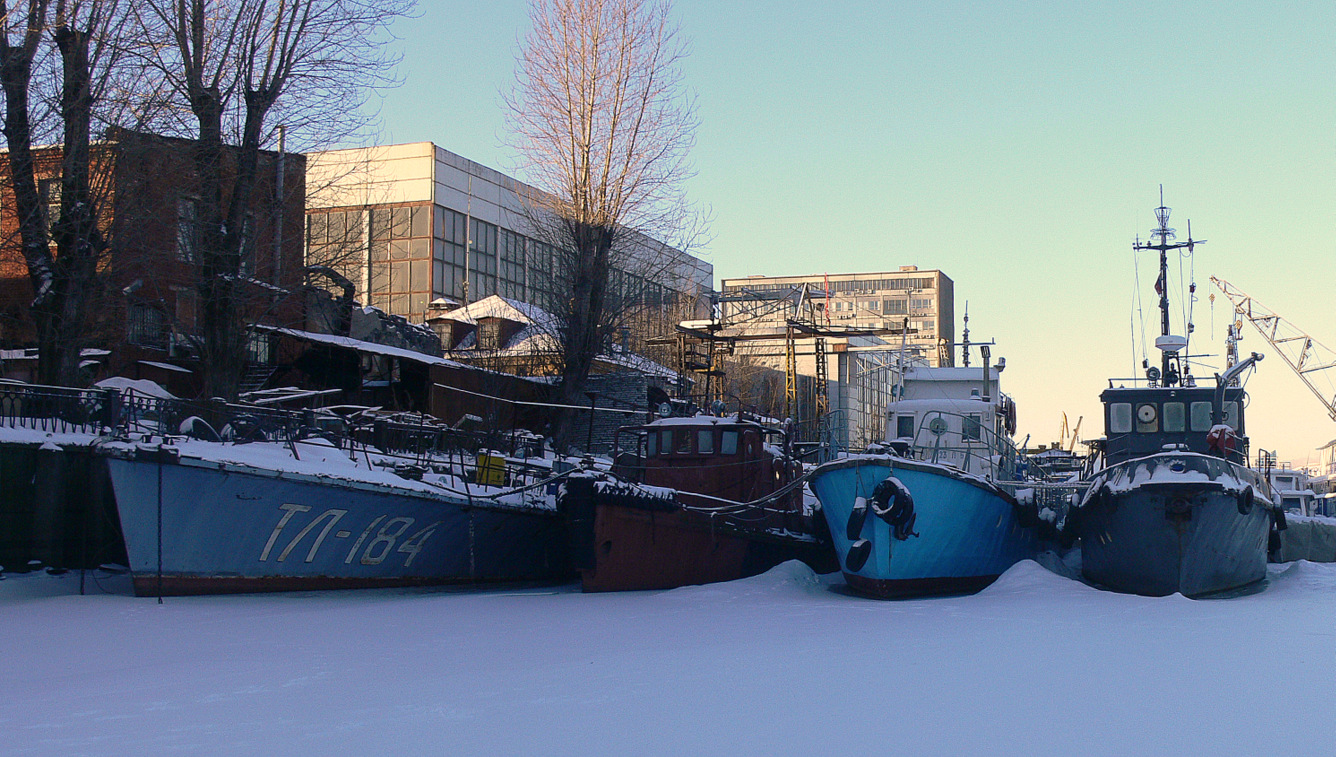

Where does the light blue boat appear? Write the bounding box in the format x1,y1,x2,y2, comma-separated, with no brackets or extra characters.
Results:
810,363,1043,597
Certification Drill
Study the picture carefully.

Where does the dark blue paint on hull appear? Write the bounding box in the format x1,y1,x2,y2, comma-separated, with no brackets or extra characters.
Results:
105,454,571,596
1078,460,1271,597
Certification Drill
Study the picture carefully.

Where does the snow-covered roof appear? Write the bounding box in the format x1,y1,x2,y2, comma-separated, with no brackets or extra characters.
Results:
442,295,677,380
95,377,177,399
434,294,553,329
253,325,467,368
139,360,192,374
905,366,1001,382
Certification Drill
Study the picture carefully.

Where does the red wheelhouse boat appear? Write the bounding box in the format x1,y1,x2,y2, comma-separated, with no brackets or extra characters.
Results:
560,414,836,592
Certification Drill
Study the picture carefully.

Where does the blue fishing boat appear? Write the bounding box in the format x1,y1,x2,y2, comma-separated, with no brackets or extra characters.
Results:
101,437,570,596
809,351,1044,597
1071,194,1280,597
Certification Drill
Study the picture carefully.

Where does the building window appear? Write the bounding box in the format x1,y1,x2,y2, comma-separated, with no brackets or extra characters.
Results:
239,213,256,275
127,304,168,350
246,331,272,365
177,198,198,262
39,178,61,233
477,319,501,350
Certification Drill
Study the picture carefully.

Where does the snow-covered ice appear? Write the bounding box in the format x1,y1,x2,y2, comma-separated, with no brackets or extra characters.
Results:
4,559,1336,756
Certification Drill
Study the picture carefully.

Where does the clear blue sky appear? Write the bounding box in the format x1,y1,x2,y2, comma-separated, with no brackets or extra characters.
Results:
369,0,1336,466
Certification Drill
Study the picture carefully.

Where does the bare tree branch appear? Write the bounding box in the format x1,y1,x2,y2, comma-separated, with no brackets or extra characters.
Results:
506,0,705,448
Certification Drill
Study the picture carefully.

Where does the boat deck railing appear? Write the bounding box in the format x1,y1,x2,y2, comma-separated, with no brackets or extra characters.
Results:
0,382,530,466
910,410,1021,480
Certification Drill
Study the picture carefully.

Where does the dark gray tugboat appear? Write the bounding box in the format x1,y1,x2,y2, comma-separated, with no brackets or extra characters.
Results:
1073,194,1283,597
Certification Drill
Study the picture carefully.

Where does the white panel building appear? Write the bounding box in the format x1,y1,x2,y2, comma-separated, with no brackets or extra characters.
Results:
305,143,713,323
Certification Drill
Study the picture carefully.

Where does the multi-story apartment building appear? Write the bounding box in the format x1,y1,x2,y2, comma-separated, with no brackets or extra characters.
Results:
720,267,955,367
304,143,713,327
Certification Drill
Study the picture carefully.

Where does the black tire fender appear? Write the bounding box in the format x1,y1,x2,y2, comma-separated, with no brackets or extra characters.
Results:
1237,486,1254,516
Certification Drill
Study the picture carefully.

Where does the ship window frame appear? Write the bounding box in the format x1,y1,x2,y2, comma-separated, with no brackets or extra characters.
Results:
1163,402,1186,433
1223,401,1240,430
1189,402,1214,432
1109,403,1133,434
675,429,692,454
721,430,739,456
896,414,915,439
1135,403,1158,433
646,431,657,457
697,429,714,454
660,429,672,456
962,413,983,442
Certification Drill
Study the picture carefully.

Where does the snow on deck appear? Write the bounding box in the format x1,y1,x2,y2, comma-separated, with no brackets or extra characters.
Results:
4,559,1336,755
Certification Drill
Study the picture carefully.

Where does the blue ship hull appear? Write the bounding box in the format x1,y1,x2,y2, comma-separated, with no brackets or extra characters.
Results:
1077,452,1273,597
809,455,1039,597
104,448,570,596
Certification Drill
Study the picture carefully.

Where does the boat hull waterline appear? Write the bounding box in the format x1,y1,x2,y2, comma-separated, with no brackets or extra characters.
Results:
105,450,570,596
810,455,1039,598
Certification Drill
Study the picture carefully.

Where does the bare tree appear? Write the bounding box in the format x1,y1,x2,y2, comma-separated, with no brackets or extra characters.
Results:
507,0,702,445
132,0,411,399
0,0,133,385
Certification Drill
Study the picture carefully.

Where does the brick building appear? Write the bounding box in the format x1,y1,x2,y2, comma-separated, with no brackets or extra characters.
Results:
0,130,306,393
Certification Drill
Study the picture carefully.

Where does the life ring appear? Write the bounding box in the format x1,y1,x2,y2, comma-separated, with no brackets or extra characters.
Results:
870,476,918,541
1003,398,1018,437
1237,486,1254,515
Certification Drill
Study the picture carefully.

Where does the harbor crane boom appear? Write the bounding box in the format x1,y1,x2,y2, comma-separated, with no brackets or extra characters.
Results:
1210,277,1336,421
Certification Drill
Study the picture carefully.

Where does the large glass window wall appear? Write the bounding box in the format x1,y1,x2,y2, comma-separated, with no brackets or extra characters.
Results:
309,201,702,324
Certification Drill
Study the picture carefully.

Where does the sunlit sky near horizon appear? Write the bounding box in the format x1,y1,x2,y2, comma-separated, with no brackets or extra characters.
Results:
369,0,1336,467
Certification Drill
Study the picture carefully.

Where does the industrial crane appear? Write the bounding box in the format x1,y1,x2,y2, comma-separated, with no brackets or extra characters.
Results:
1210,277,1336,421
1060,413,1083,452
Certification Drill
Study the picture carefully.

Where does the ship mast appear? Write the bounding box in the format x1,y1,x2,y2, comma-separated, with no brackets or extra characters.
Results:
1133,187,1203,386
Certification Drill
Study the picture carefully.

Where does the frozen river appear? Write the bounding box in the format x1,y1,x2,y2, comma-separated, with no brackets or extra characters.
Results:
4,559,1336,756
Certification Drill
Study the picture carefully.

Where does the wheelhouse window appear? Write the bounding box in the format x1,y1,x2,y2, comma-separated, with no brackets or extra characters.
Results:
896,414,915,438
1190,402,1213,432
659,429,672,455
1222,401,1240,430
1163,402,1186,433
962,413,982,442
1109,403,1133,434
721,430,739,456
1135,403,1158,433
675,429,691,454
646,432,657,457
697,430,714,454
